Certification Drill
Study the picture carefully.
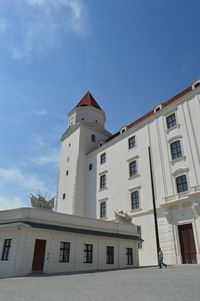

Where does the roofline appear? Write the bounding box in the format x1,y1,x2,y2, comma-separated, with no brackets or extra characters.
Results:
87,83,199,157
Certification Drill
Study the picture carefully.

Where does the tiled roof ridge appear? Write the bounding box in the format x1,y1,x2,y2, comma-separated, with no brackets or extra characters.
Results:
76,91,103,111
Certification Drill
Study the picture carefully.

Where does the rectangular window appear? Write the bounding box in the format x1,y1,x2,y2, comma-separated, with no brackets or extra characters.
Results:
100,201,106,218
62,193,66,200
59,242,70,262
166,113,176,129
1,239,12,261
131,191,140,210
129,160,137,177
106,246,114,264
170,140,182,160
84,244,93,263
137,226,142,249
100,174,106,189
176,175,188,193
89,163,92,170
126,248,133,265
100,153,106,164
128,136,135,149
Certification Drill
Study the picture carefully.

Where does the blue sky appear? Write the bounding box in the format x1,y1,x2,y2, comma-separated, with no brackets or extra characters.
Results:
0,0,200,210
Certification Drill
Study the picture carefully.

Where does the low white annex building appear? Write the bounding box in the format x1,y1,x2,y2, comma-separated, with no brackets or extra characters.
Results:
0,208,140,278
56,79,200,266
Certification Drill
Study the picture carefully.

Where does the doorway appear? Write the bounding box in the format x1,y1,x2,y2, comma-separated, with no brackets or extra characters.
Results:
178,224,197,264
32,239,46,272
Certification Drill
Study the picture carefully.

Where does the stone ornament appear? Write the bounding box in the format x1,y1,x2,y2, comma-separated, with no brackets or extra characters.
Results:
114,209,132,223
30,193,55,210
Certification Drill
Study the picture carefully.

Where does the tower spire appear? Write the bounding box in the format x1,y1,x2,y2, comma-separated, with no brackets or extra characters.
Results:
76,91,102,111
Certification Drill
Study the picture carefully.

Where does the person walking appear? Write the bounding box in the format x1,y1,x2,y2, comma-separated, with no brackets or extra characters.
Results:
158,247,167,269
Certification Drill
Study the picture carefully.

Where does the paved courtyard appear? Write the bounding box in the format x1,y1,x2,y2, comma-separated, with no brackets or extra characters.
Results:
0,265,200,301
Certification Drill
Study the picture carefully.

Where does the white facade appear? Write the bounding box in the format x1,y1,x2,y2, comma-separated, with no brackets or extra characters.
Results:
57,81,200,266
0,208,139,278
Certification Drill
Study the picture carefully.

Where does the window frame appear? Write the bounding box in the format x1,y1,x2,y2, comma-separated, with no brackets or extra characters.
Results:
126,248,133,265
176,175,188,193
129,160,137,177
59,241,70,263
166,113,177,130
106,246,114,264
131,190,140,210
128,136,136,150
1,238,12,261
100,174,106,190
100,201,106,218
170,140,182,160
100,153,106,164
84,244,93,264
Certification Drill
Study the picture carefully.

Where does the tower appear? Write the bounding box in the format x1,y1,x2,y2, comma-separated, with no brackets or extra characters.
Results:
56,92,111,216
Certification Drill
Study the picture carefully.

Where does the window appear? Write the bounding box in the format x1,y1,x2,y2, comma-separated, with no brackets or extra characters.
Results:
67,156,70,162
82,117,84,121
106,246,114,264
91,134,96,142
100,201,106,218
100,153,106,164
129,160,137,177
128,136,135,149
69,143,71,147
137,226,142,249
59,242,70,262
176,175,188,193
1,239,12,261
89,163,92,170
84,244,93,263
100,174,106,189
170,140,182,160
66,170,69,176
131,191,140,210
166,113,176,129
126,248,133,265
62,193,66,200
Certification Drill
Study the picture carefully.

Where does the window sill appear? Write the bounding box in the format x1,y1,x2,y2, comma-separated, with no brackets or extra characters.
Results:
99,187,108,192
171,155,186,165
166,123,180,134
128,174,140,180
130,208,142,213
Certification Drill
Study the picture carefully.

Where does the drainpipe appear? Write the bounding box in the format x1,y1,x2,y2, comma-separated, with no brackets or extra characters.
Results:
148,146,160,259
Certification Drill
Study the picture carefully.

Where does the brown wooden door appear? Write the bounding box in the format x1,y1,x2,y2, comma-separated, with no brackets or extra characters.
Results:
32,239,46,272
178,224,197,264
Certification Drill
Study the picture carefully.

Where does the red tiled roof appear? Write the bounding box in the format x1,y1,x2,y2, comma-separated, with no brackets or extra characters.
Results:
107,85,193,142
76,91,103,111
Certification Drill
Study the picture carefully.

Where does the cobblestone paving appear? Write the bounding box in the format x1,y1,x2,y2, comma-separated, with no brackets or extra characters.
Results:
0,265,200,301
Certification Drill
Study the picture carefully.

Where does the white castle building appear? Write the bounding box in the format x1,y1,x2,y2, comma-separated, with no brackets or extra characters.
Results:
56,79,200,266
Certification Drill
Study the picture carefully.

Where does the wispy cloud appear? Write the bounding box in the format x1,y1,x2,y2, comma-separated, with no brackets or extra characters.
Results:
0,167,48,191
0,0,88,60
0,196,25,211
30,147,59,166
33,109,48,116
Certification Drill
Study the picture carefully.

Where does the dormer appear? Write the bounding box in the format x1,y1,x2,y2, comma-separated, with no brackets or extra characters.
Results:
153,103,163,113
192,79,200,90
120,126,127,134
68,91,106,128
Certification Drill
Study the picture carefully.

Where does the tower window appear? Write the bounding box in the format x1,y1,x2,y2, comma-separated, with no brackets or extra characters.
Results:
126,248,133,265
100,174,106,189
89,163,92,170
69,143,71,147
62,193,66,200
131,191,140,210
129,160,137,177
106,246,114,264
82,118,84,121
91,135,96,142
137,226,142,249
100,201,106,218
66,170,69,176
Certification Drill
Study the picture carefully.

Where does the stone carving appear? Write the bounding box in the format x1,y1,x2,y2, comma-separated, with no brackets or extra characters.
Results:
114,210,132,223
30,193,55,210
